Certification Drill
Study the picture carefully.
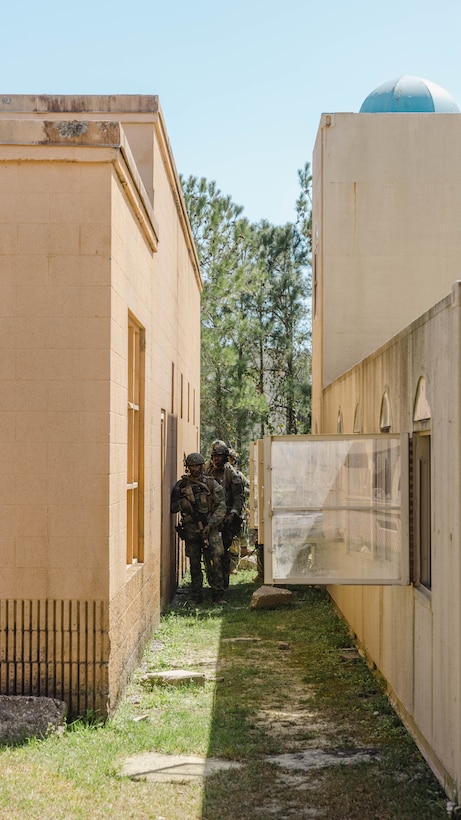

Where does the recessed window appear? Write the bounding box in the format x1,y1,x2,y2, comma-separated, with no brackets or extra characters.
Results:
353,403,362,433
313,223,319,318
380,391,392,432
127,315,145,565
337,408,343,433
413,377,431,422
413,433,431,590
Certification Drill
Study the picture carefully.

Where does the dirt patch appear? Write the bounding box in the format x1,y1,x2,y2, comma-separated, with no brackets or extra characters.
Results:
0,696,67,744
119,581,449,818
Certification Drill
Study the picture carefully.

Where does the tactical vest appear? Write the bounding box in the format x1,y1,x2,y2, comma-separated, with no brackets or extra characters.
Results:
179,476,214,525
205,462,242,514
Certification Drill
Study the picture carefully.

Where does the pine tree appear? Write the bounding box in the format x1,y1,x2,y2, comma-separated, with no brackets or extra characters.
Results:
180,167,312,465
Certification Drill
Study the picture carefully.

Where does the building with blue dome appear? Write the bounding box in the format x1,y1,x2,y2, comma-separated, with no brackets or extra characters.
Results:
360,74,460,113
312,74,461,394
307,75,461,801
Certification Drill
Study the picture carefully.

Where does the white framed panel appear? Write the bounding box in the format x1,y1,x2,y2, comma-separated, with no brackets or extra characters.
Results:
249,439,264,533
262,434,409,585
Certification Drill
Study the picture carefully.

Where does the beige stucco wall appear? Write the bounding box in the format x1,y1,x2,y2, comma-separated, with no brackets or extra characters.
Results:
0,156,112,602
0,96,201,716
312,112,461,433
107,113,201,706
321,284,461,797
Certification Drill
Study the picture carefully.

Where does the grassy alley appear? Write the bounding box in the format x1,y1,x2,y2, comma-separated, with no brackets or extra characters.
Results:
0,571,449,819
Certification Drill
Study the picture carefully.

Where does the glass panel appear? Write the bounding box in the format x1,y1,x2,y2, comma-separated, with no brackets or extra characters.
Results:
265,435,408,585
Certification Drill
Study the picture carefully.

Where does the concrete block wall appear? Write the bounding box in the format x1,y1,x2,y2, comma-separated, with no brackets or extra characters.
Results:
321,288,461,797
0,96,202,717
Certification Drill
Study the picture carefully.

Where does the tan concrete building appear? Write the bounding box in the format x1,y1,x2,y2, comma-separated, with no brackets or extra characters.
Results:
311,77,461,798
0,95,201,717
312,101,461,430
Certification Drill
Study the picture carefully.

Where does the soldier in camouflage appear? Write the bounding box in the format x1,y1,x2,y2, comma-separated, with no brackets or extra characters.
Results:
227,448,251,573
171,453,227,604
204,441,245,589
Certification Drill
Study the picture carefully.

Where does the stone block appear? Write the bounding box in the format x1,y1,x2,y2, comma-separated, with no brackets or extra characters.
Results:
140,670,206,687
249,585,293,610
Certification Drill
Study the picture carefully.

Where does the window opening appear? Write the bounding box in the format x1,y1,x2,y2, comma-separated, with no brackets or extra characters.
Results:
353,403,362,433
413,433,431,590
313,223,319,318
160,409,166,537
313,251,318,317
413,377,431,422
127,315,145,564
380,391,392,432
337,408,343,433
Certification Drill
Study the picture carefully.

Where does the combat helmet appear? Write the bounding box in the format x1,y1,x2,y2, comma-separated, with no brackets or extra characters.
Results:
210,440,229,457
184,452,205,467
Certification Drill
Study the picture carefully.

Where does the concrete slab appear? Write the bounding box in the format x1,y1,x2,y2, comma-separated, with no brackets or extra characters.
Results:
140,670,206,687
120,746,378,783
120,752,243,782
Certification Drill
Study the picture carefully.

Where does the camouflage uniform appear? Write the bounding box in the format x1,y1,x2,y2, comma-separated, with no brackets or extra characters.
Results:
227,449,251,573
171,457,226,603
204,441,245,588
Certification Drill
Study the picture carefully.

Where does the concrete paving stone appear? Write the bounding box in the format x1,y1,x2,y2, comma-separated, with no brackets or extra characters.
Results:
120,752,243,782
140,670,206,687
120,747,379,783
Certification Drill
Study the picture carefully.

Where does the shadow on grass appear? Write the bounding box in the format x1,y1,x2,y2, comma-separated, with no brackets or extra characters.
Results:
168,575,448,819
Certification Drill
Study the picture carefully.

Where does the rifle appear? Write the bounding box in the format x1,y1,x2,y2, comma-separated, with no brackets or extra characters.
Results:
176,518,209,549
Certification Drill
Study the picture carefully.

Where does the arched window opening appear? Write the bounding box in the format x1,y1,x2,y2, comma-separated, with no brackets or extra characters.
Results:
337,408,343,433
380,391,392,432
413,433,431,591
413,376,431,422
353,402,362,433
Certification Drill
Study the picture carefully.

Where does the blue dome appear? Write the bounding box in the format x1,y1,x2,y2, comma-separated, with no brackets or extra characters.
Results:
360,75,460,113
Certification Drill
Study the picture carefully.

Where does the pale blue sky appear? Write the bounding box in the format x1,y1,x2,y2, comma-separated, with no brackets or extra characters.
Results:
2,0,460,225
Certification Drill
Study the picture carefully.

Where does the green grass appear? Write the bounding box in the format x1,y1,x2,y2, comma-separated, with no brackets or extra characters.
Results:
0,571,450,819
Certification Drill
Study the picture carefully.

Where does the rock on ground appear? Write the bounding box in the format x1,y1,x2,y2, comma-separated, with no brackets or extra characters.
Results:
249,585,293,609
